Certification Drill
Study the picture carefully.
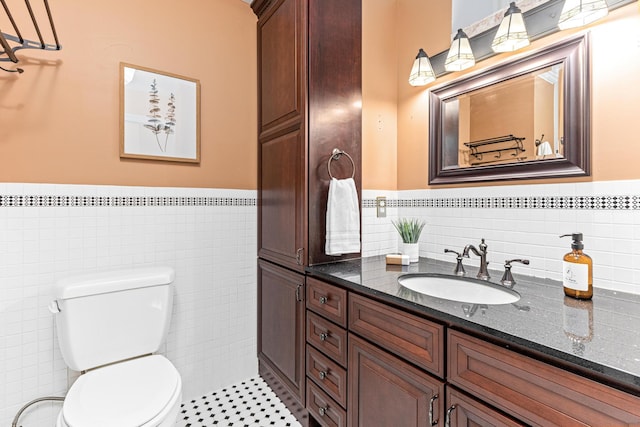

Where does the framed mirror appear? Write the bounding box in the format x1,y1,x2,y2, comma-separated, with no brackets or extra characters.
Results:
429,34,590,184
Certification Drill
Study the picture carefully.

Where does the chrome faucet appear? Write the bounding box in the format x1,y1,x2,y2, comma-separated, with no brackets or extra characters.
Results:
500,259,530,288
463,238,490,280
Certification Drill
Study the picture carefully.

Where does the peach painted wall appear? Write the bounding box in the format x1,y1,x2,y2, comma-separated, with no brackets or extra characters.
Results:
0,0,257,189
396,0,451,190
362,0,399,190
362,2,640,190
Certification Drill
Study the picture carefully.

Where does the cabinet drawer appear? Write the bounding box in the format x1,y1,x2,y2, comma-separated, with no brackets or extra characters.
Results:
448,329,640,426
306,344,347,408
307,277,347,327
307,311,347,367
307,379,347,427
349,293,444,378
446,387,524,427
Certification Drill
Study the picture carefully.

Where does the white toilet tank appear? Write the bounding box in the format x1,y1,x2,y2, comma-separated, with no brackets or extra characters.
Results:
51,266,175,372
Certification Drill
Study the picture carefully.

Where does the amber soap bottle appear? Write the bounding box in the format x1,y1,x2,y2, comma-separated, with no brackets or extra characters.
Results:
560,233,593,300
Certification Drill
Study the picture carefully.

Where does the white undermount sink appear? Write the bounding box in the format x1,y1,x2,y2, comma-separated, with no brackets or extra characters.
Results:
398,274,520,305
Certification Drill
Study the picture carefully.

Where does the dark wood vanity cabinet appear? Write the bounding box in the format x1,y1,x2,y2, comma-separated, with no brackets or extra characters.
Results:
256,0,307,273
257,260,306,406
254,0,361,422
303,279,640,427
348,334,445,427
254,0,362,272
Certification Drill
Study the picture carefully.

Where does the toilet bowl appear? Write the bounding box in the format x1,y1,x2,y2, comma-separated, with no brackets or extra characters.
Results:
51,267,183,427
55,355,182,427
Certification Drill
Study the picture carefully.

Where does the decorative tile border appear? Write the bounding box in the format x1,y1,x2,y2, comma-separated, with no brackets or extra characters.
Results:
2,193,637,210
363,195,640,210
0,195,256,207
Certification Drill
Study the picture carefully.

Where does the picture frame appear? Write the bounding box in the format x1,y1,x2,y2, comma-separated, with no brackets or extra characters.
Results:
120,63,201,163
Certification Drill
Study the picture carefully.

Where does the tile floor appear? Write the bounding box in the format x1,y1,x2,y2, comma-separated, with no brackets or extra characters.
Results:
177,376,302,427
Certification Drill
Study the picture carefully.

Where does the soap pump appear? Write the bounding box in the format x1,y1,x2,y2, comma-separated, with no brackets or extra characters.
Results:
559,233,593,300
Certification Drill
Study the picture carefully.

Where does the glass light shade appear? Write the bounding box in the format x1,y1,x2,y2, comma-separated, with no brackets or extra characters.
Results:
491,2,530,53
408,48,435,86
445,29,475,72
558,0,609,29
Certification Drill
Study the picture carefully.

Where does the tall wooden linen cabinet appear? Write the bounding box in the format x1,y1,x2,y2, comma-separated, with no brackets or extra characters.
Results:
251,0,362,425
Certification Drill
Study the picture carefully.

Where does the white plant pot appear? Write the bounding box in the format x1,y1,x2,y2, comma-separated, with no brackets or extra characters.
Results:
402,242,419,263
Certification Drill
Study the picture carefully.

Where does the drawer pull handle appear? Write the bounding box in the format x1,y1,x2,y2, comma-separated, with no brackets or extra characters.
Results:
429,394,439,426
319,332,329,341
319,296,328,304
318,406,328,417
319,371,327,380
295,284,302,302
445,404,457,427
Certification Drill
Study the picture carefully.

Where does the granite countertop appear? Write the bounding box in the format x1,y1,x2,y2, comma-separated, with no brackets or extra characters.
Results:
306,255,640,395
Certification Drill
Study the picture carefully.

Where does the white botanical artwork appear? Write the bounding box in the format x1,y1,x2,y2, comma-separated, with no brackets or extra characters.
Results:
121,64,200,162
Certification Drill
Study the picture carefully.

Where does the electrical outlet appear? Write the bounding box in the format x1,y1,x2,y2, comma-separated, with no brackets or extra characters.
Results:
376,196,387,218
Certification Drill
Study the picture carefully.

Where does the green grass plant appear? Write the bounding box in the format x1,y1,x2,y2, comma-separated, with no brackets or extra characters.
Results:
392,218,426,243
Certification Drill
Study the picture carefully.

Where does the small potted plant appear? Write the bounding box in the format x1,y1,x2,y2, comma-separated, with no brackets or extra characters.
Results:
392,218,426,263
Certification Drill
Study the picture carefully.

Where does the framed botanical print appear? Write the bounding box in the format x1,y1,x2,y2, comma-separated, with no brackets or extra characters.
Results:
120,63,200,163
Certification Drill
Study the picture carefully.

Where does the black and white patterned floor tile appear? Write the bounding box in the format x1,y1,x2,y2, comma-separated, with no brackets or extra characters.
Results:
176,376,302,427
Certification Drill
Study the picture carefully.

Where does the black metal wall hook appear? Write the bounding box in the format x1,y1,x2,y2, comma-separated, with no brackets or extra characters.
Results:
0,64,23,73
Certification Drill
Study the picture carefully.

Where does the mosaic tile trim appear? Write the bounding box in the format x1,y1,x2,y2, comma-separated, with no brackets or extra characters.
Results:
0,195,256,208
363,195,640,210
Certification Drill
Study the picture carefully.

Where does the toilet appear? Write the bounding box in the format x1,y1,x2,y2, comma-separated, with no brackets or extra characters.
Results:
50,266,182,427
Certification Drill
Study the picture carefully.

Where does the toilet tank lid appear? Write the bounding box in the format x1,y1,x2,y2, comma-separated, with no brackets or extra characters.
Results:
55,266,175,300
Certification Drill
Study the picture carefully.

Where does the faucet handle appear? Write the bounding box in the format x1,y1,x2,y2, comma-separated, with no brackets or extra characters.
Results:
501,259,530,288
444,249,466,276
505,259,529,267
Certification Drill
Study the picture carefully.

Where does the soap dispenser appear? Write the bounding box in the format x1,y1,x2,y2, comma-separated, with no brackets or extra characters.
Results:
559,233,593,300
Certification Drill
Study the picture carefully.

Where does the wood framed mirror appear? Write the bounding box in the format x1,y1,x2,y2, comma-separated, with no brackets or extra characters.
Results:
429,34,590,185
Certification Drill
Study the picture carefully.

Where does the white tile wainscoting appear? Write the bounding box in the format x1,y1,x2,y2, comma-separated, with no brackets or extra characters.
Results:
0,184,258,426
363,180,640,295
3,179,640,425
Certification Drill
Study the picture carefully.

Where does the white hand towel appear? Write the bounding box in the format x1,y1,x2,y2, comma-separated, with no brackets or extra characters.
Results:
537,141,553,157
325,178,360,256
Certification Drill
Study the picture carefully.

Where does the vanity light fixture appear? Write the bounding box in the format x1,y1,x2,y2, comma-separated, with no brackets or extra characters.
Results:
491,2,530,53
408,48,435,86
558,0,609,29
445,29,475,72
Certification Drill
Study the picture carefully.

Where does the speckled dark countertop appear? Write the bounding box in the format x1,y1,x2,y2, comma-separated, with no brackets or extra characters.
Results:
306,256,640,395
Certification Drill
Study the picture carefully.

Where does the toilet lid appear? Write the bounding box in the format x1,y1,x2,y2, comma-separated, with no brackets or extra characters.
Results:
63,355,180,427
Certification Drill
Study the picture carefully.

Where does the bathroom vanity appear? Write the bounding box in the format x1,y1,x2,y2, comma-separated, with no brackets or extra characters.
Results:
304,256,640,426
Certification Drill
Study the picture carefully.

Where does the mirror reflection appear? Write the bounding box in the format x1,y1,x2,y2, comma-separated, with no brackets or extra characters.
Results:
442,63,564,169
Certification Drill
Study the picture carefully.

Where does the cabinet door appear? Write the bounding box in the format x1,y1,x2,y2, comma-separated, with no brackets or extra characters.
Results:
348,334,445,427
257,0,305,138
259,129,307,271
445,387,524,427
258,260,306,403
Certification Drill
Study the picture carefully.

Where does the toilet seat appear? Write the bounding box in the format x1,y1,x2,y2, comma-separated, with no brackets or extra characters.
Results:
61,355,181,427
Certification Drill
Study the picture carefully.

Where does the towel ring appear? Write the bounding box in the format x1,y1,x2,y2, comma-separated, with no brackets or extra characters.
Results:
327,148,355,179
